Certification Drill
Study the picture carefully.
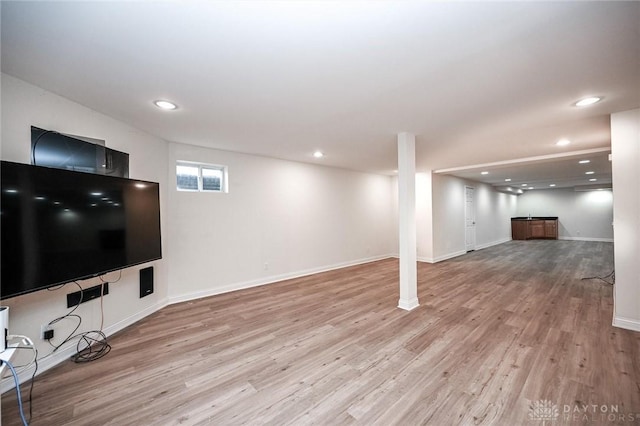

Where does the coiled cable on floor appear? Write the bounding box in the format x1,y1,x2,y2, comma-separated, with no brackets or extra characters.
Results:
581,269,614,285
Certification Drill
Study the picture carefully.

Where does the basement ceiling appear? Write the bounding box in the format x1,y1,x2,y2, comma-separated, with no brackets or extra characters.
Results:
2,2,639,187
436,148,612,192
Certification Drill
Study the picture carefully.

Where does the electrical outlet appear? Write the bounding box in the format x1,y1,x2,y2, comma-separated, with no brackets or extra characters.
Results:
264,262,269,271
41,324,53,340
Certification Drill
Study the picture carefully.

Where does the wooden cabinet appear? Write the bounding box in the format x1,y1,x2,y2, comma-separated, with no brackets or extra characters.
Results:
529,221,545,238
544,220,557,239
511,220,528,240
511,217,558,240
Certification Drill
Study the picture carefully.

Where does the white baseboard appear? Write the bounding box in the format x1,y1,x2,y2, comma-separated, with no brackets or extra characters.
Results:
559,236,614,242
418,250,469,264
612,316,640,332
475,238,511,250
398,298,419,311
102,298,169,335
0,299,168,394
431,250,468,264
167,254,394,305
418,239,511,264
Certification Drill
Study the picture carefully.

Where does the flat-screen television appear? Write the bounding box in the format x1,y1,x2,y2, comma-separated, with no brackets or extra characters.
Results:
1,161,162,299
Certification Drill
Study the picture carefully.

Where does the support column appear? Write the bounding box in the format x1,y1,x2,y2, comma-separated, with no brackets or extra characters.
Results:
611,108,640,331
397,132,419,311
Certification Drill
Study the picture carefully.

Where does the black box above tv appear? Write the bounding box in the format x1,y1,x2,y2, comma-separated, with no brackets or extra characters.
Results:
31,126,129,178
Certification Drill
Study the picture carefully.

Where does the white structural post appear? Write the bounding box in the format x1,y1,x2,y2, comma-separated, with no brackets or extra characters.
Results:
397,132,419,311
611,109,640,331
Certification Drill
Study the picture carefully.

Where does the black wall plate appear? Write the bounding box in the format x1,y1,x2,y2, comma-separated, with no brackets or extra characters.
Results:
67,283,109,308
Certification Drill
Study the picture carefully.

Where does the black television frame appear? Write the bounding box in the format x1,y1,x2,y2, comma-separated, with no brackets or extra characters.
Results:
1,160,162,299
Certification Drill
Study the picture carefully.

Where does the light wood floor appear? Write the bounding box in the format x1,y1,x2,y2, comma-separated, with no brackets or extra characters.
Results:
3,241,639,425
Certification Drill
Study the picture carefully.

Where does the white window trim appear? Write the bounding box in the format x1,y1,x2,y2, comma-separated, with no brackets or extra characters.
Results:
176,160,228,193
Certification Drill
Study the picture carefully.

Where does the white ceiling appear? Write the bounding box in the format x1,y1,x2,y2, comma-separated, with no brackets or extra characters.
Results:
437,148,612,192
2,1,639,187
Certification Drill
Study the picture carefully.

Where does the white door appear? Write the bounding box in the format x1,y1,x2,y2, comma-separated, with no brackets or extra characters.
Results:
465,186,476,252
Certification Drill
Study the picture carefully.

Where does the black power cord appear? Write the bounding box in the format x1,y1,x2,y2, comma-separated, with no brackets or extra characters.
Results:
70,330,111,362
581,269,615,285
46,282,84,354
43,278,112,363
3,276,116,425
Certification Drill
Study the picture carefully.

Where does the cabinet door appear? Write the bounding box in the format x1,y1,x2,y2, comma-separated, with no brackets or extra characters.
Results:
544,220,557,239
511,221,527,240
530,221,545,238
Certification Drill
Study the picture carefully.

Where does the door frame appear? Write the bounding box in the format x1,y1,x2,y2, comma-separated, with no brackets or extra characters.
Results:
464,185,476,252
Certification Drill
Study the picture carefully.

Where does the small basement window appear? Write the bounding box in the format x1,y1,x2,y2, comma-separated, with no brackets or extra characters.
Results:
176,161,228,192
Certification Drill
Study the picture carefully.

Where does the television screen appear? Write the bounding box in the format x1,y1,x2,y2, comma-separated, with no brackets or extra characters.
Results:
1,161,162,299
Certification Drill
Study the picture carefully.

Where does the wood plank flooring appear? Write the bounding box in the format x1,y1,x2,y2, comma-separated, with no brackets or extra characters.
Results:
3,240,639,425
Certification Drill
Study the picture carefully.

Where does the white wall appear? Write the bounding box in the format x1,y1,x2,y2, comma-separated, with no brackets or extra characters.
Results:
416,172,433,262
611,108,640,332
475,183,517,248
516,188,614,241
1,74,398,389
431,174,464,260
0,74,170,381
431,174,516,262
391,175,399,256
166,143,395,301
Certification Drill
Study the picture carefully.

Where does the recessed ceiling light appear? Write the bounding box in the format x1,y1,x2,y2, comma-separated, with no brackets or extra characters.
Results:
579,160,590,164
556,138,571,147
505,178,511,182
528,187,534,190
481,171,489,175
549,184,556,187
506,187,512,191
574,97,602,107
521,183,528,186
589,178,597,182
313,151,324,159
154,100,178,110
585,171,595,175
